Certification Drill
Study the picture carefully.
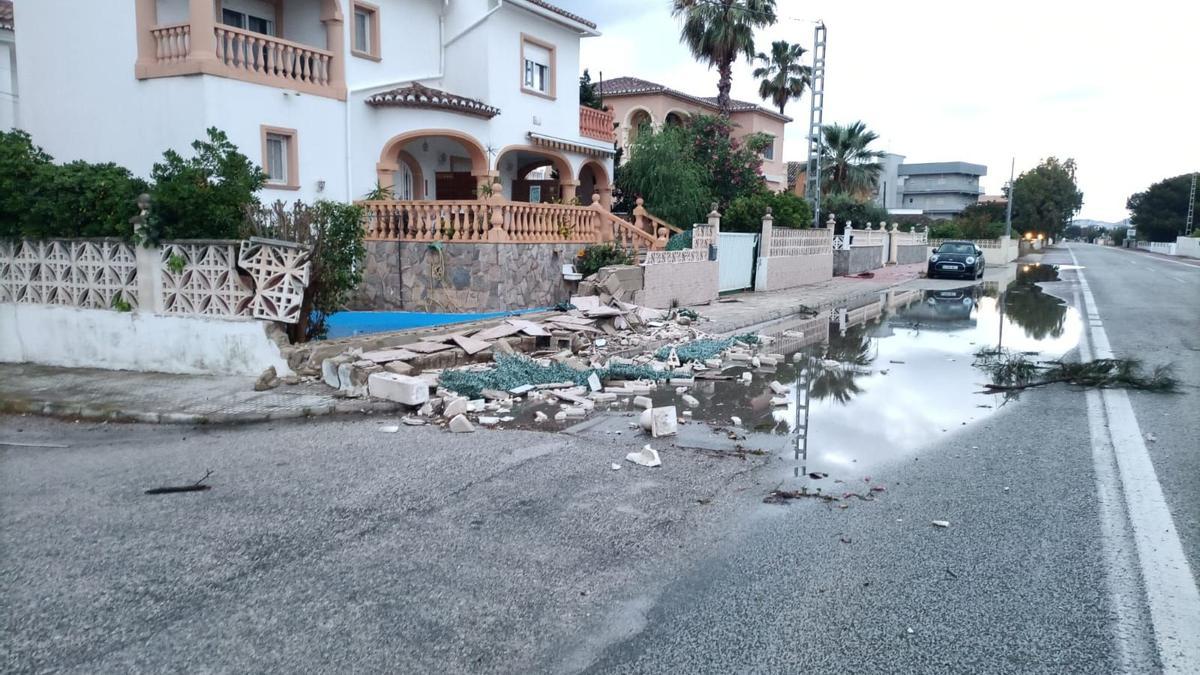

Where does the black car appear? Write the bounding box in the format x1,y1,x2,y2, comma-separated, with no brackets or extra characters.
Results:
927,240,985,279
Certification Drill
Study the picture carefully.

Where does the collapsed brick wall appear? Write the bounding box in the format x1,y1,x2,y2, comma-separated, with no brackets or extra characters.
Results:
634,260,719,309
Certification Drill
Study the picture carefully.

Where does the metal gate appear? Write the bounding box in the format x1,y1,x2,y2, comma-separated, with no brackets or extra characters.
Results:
718,232,758,292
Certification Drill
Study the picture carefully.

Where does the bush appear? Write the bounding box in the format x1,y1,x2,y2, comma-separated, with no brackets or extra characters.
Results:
687,114,769,206
821,192,889,232
722,190,814,232
575,243,634,278
26,161,149,239
147,127,265,244
245,200,366,342
0,131,146,240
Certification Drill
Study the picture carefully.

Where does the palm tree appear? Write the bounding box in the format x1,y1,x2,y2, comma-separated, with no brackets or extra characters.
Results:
820,121,885,196
752,40,810,115
672,0,777,117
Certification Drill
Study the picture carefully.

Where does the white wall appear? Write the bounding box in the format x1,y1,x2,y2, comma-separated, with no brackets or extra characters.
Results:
0,304,292,376
346,0,442,88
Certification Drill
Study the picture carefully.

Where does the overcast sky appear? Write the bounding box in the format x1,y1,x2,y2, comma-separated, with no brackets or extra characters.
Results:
556,0,1199,222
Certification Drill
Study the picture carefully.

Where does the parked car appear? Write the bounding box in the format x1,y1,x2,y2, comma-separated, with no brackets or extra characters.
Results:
927,241,985,279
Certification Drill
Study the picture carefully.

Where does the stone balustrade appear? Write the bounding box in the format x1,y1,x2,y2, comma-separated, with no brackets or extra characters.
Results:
579,105,616,142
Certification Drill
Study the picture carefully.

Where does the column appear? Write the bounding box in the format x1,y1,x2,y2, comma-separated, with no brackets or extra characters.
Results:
188,0,218,66
321,0,346,97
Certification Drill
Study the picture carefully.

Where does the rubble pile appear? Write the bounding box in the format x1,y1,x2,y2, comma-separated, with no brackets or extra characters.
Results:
312,293,788,435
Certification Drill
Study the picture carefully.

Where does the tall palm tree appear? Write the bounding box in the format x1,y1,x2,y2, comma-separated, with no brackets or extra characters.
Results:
820,121,885,195
752,40,810,115
672,0,778,117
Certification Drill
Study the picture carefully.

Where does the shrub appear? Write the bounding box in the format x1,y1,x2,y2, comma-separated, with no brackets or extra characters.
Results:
0,131,146,240
147,127,265,244
245,200,366,342
25,161,149,239
576,243,634,278
665,228,694,251
821,192,889,232
687,114,769,206
722,190,814,232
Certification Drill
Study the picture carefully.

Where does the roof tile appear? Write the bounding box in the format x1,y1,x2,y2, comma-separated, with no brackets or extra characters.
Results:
366,82,500,119
597,76,791,122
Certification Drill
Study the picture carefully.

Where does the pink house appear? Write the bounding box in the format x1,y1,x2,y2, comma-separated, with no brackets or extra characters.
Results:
596,76,791,192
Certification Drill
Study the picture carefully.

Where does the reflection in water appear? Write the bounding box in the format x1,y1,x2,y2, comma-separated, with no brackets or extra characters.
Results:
808,324,873,405
1002,264,1068,341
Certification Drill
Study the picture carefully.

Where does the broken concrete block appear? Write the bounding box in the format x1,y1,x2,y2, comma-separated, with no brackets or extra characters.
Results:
563,406,588,418
322,355,353,389
493,338,516,356
467,399,485,412
639,406,678,438
758,356,779,367
730,416,743,426
769,380,789,395
681,394,700,407
534,411,548,422
625,444,662,467
669,377,694,386
402,416,426,426
633,395,653,409
770,397,789,406
751,356,762,368
587,373,602,392
554,410,568,421
442,397,468,419
509,384,534,395
481,388,509,400
448,414,475,433
367,372,430,406
589,392,617,403
740,372,753,383
384,361,415,376
254,366,279,391
705,358,722,368
478,416,500,426
339,361,380,398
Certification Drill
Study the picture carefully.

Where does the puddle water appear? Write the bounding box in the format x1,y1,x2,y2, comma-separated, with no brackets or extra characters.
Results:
509,265,1082,481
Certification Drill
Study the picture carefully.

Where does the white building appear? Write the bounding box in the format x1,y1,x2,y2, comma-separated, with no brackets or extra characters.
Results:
0,1,15,131
12,0,615,207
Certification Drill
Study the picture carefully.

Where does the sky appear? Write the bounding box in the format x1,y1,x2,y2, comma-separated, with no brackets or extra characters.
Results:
555,0,1200,222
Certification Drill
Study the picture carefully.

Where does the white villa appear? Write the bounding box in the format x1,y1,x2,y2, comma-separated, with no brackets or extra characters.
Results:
10,0,616,207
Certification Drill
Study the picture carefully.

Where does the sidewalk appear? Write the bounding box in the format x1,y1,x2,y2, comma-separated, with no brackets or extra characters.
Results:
703,262,925,335
1,262,949,426
0,363,397,425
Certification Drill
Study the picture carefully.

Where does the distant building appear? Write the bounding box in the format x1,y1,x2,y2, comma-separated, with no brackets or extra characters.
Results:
597,76,791,192
897,162,987,219
979,194,1008,206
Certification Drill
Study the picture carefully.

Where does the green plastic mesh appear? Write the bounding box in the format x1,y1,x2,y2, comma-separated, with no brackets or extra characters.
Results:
655,334,759,363
439,355,670,399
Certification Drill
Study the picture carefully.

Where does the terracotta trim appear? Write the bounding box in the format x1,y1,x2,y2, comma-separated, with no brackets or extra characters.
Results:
351,1,381,61
260,125,300,191
519,33,556,100
377,129,489,193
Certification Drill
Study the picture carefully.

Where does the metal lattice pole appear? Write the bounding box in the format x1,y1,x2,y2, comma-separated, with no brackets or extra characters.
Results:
804,23,827,228
1186,173,1196,235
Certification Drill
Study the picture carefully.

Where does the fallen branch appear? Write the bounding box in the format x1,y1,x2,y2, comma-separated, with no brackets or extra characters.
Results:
974,352,1179,395
145,469,213,495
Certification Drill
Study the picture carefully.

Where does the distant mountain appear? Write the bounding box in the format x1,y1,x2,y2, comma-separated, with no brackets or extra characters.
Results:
1072,218,1130,230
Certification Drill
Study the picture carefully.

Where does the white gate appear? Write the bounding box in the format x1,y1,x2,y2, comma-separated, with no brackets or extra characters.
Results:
718,232,758,292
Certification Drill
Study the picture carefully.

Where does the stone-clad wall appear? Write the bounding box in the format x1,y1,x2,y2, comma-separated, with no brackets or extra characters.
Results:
833,246,883,276
354,241,576,312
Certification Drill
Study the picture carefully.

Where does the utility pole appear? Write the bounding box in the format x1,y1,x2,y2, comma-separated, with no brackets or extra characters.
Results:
804,22,827,228
1186,173,1196,235
1004,158,1015,239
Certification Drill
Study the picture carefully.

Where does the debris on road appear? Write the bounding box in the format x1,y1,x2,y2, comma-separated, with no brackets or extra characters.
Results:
145,469,213,495
931,520,951,528
626,444,662,467
378,425,400,433
610,463,622,471
448,415,475,433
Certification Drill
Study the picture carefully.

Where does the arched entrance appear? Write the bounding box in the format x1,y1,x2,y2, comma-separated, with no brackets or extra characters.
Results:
577,160,612,208
496,146,574,203
625,108,654,146
377,129,490,200
664,110,688,127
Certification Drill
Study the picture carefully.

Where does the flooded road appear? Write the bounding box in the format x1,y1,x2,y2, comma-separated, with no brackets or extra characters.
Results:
543,264,1083,481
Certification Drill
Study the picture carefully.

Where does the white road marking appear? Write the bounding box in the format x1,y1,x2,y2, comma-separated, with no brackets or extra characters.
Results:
1070,246,1200,672
1101,244,1200,270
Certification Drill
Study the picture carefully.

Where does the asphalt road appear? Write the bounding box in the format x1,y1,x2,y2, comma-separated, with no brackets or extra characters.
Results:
2,244,1197,673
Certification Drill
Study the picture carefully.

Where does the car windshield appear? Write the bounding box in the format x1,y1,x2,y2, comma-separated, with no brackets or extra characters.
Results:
939,243,975,254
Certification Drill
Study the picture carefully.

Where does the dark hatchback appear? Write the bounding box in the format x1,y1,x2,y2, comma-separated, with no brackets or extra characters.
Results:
927,240,985,279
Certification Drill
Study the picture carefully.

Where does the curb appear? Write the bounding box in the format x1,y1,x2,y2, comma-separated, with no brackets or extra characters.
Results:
0,396,402,425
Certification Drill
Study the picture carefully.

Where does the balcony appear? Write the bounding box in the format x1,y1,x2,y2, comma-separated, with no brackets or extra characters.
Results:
135,0,346,100
580,105,615,143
